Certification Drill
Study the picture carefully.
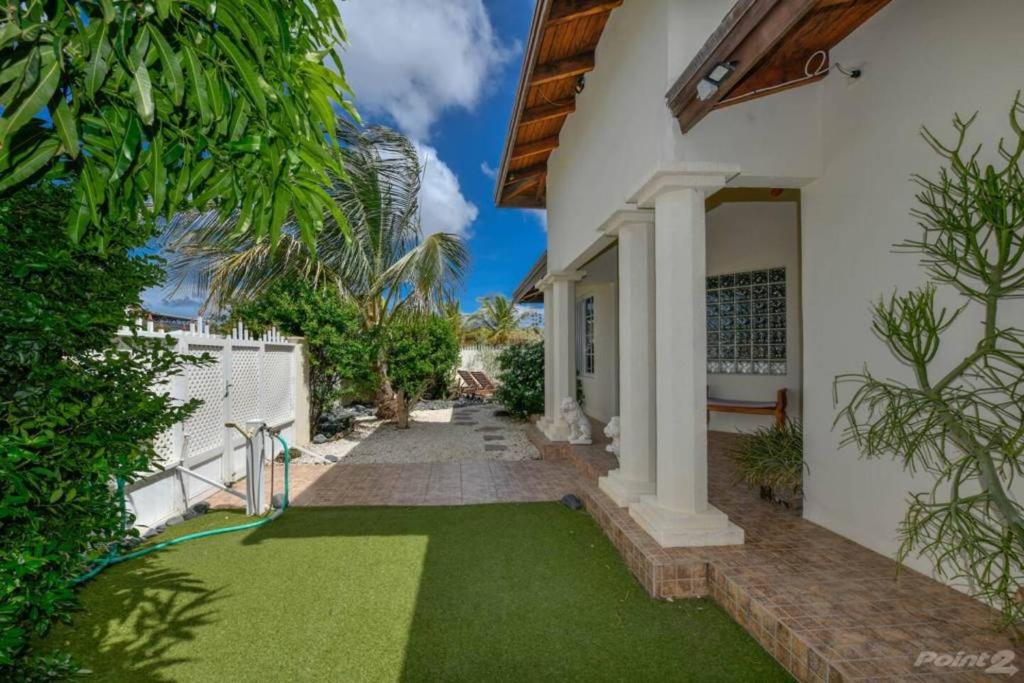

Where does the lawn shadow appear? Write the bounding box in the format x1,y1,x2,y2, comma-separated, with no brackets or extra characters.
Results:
54,556,226,681
240,505,792,682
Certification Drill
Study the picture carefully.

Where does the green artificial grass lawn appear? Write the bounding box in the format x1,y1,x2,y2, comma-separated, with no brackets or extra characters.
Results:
45,504,792,682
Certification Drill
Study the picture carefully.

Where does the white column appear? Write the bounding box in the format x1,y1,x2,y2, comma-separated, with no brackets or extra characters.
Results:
628,163,744,547
537,281,556,431
538,271,583,441
598,210,657,506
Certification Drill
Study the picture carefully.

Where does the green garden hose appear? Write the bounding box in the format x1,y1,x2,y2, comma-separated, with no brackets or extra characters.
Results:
73,433,290,585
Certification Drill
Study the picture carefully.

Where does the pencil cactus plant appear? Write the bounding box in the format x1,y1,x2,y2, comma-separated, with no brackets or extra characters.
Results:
835,95,1024,628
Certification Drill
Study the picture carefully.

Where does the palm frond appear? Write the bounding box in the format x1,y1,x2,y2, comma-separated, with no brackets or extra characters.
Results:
162,118,469,320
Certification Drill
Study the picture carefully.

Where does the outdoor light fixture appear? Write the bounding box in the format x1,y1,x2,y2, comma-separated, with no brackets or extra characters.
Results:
696,61,737,101
575,74,586,94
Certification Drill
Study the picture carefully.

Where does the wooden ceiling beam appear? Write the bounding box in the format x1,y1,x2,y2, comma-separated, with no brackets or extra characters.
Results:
510,136,560,162
666,0,818,134
506,163,548,183
530,52,596,87
519,99,576,126
505,175,543,201
547,0,624,27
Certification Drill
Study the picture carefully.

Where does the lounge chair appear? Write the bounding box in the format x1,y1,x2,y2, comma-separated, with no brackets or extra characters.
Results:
457,370,486,398
470,371,496,397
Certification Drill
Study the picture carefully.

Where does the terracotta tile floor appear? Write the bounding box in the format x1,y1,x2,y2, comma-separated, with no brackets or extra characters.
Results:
540,429,1022,682
205,409,1021,682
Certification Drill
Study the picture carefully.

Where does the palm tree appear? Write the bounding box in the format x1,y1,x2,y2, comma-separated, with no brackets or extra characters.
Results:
470,295,523,345
165,120,469,414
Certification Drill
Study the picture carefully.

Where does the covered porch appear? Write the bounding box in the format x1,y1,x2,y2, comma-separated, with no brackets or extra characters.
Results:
531,163,804,549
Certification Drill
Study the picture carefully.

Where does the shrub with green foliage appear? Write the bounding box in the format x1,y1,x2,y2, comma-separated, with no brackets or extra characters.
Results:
385,314,459,428
494,341,545,420
230,281,376,427
0,0,354,249
0,184,197,678
730,420,805,507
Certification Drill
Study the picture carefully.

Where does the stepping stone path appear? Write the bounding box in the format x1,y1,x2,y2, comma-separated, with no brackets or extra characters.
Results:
483,435,504,442
484,444,508,452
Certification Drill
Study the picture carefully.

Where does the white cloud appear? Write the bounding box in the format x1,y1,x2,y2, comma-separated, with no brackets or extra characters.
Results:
415,142,478,237
140,283,204,318
339,0,519,140
480,161,497,179
526,209,547,231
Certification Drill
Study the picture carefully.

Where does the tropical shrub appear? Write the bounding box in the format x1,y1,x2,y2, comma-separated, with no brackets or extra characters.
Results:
835,97,1024,628
469,295,523,345
385,314,460,428
0,0,354,248
165,121,468,418
494,341,545,420
229,281,377,428
0,184,197,678
730,420,805,507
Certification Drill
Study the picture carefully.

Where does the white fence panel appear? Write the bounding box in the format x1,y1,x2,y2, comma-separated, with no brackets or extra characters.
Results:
118,317,305,529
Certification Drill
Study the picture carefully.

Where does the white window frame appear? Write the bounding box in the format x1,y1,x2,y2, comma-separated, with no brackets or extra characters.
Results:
575,295,595,377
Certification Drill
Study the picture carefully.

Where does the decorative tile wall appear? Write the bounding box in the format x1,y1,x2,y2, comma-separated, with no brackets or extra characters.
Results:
706,267,786,375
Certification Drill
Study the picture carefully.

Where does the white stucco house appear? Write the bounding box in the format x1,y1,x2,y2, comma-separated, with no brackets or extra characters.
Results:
496,0,1023,577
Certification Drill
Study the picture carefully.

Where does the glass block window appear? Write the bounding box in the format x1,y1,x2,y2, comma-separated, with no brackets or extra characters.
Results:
575,296,595,376
707,267,786,375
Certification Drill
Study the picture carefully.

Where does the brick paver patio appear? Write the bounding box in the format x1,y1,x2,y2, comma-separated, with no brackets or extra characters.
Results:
206,405,1021,681
537,429,1021,682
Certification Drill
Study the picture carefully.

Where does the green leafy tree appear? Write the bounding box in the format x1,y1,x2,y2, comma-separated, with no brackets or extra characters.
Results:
470,294,524,345
835,96,1024,628
230,281,376,428
0,183,198,677
385,314,460,429
166,121,469,417
0,0,354,247
494,341,545,420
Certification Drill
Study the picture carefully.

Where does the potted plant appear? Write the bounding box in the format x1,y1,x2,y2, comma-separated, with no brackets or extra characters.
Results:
730,419,805,508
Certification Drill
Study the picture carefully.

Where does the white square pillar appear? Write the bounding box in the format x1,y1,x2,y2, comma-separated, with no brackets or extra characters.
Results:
627,163,744,547
537,281,556,432
598,210,657,506
538,270,583,441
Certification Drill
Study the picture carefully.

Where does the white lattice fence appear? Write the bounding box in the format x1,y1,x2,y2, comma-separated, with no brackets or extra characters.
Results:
119,317,303,527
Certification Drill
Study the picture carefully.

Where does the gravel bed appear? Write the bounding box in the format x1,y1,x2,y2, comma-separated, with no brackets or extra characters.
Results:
303,400,540,464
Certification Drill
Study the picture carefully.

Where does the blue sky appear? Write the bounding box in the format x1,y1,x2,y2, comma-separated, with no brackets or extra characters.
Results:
144,0,545,317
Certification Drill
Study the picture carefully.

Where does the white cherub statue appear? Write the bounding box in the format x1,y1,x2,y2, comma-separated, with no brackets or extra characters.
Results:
604,416,620,458
560,396,592,445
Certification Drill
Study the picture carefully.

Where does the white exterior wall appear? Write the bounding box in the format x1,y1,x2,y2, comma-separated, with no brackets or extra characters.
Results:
799,0,1024,573
547,0,821,273
546,0,671,272
707,201,801,432
576,246,619,424
541,0,1024,579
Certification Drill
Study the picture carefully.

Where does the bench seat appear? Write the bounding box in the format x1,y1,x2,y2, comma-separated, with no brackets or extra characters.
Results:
707,388,787,427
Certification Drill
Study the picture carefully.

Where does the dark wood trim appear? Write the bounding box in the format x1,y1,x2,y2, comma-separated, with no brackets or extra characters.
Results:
715,70,826,109
530,52,596,87
506,163,549,183
510,135,560,161
547,0,623,26
505,175,543,200
666,0,764,108
519,99,577,126
707,388,788,427
667,0,818,133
